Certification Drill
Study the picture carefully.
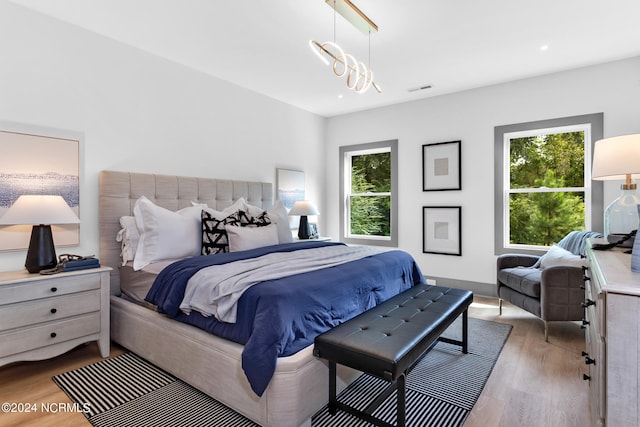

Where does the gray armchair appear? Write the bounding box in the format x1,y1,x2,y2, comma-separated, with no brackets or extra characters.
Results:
496,230,602,341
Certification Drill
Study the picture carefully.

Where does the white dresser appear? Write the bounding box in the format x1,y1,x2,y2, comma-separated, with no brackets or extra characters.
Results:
585,240,640,427
0,267,111,367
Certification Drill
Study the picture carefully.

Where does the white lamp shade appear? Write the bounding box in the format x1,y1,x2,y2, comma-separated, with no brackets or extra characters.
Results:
288,200,320,216
592,134,640,181
0,195,80,225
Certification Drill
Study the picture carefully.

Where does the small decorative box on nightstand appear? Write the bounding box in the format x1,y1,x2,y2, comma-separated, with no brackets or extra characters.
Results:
0,266,111,367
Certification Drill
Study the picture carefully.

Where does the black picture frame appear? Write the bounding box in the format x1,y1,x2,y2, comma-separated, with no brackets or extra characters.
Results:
422,206,462,256
422,140,461,191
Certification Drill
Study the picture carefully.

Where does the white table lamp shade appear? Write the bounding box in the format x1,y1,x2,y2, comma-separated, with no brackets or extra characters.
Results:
592,134,640,181
0,195,79,225
288,200,320,216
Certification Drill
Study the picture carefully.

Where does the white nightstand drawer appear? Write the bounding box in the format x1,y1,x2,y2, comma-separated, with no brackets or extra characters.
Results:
0,273,101,305
0,290,100,331
0,311,101,358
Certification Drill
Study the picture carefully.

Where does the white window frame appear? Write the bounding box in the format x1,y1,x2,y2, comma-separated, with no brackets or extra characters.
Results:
494,113,603,255
502,124,592,251
339,140,398,247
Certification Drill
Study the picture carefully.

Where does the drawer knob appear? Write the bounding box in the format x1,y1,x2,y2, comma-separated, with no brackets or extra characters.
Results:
50,332,57,338
581,299,595,308
50,287,58,293
583,374,591,381
581,319,590,329
585,356,596,365
50,308,57,314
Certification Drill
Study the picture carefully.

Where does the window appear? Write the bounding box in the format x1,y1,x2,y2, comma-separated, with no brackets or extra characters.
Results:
494,114,603,254
340,140,398,247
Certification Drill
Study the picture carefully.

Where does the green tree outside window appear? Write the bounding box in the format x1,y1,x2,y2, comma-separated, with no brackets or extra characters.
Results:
508,131,586,246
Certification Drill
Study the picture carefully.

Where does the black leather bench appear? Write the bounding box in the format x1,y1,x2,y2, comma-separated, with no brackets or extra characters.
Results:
313,284,473,427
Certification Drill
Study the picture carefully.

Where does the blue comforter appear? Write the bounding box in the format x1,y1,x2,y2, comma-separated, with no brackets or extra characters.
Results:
145,241,425,396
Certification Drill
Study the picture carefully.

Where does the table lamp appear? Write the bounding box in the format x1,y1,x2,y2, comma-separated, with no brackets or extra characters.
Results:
592,134,640,242
288,200,320,240
0,195,80,273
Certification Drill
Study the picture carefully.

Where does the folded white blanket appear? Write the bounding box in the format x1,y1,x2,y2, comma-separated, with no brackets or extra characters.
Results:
180,245,382,323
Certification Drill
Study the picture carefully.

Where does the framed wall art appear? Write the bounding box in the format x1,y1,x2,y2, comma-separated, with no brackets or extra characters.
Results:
422,206,461,256
422,140,461,191
276,168,305,229
0,121,81,252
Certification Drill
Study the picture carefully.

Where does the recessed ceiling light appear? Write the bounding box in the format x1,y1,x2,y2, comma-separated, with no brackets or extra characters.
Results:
540,45,549,51
337,94,344,99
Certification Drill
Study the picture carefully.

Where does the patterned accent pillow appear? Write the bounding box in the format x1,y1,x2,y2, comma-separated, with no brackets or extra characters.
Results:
238,210,272,227
201,210,241,255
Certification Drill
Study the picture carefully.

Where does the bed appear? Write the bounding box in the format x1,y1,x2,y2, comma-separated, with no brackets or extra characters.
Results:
99,170,424,427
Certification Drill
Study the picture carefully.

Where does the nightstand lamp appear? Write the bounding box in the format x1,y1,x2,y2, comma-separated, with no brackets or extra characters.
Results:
288,200,320,240
0,195,80,273
592,134,640,242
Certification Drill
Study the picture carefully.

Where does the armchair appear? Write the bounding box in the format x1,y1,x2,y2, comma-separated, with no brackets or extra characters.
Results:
496,230,602,341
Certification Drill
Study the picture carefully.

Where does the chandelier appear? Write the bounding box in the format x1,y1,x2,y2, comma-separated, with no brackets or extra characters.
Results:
309,0,381,94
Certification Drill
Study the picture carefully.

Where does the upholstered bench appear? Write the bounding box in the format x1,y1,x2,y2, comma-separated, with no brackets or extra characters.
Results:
314,284,473,427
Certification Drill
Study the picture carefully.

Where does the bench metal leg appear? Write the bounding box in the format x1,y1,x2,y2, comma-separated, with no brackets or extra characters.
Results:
397,373,406,427
328,361,337,415
462,308,468,354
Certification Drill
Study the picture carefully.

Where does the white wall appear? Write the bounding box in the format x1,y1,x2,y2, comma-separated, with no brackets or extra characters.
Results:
0,1,326,272
326,57,640,295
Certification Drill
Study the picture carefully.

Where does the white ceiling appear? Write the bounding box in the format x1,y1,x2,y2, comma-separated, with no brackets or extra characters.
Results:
10,0,640,117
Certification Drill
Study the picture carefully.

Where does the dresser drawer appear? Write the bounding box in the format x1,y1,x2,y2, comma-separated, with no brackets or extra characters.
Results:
0,312,101,358
0,290,100,331
0,273,101,305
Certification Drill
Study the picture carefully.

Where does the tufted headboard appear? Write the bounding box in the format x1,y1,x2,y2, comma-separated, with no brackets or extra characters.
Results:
99,170,273,294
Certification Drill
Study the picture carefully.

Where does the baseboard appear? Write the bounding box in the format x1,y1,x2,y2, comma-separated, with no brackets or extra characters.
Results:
424,276,497,299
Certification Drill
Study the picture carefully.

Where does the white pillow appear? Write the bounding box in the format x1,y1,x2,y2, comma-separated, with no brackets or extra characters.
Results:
133,196,202,270
225,224,279,252
540,244,586,269
202,198,247,216
246,200,293,244
116,215,139,266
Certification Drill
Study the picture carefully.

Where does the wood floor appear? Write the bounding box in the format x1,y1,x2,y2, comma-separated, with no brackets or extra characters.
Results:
0,297,591,427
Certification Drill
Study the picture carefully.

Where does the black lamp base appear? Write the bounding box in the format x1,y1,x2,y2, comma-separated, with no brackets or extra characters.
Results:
297,216,312,240
25,225,58,273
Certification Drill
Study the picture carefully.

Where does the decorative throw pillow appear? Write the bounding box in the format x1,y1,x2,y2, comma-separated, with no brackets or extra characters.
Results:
226,224,279,252
116,215,139,266
238,210,272,227
246,200,293,244
133,196,203,271
201,210,241,255
540,244,586,269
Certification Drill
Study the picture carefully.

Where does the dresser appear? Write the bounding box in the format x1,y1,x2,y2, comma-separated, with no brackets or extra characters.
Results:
584,240,640,427
0,267,111,367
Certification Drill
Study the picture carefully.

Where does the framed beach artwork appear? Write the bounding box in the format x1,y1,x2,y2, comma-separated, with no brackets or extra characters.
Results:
276,168,305,229
0,122,81,252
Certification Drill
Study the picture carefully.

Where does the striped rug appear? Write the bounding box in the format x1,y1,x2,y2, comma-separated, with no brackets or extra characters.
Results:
53,317,511,427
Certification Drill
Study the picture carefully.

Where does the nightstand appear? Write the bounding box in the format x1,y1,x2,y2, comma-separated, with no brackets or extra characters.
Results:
0,266,111,367
294,237,332,242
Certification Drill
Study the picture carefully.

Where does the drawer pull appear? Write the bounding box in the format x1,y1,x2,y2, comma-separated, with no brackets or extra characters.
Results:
50,332,57,338
50,308,57,314
581,319,590,329
581,299,595,308
50,287,58,293
583,374,591,381
585,356,596,365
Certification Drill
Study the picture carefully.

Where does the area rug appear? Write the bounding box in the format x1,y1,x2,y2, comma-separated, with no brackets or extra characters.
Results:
53,317,511,427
